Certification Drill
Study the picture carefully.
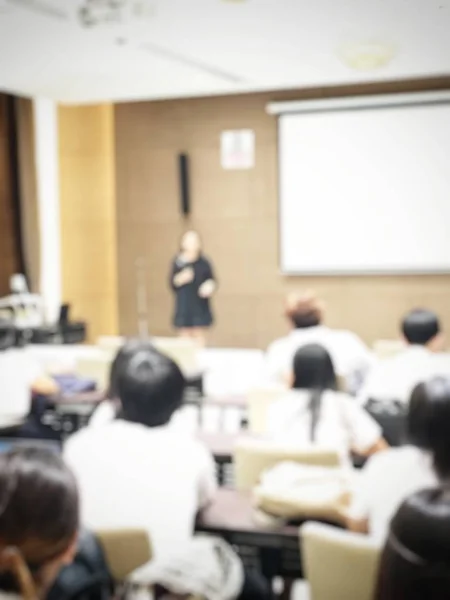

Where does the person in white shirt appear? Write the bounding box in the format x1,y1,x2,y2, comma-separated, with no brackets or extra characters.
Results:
0,321,58,430
358,308,448,406
267,344,386,465
64,340,217,562
266,291,373,393
347,376,450,541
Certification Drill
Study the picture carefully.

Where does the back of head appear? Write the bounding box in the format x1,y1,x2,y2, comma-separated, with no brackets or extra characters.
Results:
292,343,337,391
375,487,450,600
407,376,450,479
0,446,79,599
114,340,186,428
292,344,337,442
402,309,441,346
285,290,324,329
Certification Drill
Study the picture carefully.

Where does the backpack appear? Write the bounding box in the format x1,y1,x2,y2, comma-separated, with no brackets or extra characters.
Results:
47,530,113,600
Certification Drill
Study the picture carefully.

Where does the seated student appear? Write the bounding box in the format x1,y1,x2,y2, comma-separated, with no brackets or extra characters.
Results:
266,291,373,392
358,308,448,406
0,320,58,431
347,376,450,541
64,341,217,561
0,446,78,599
266,344,386,465
374,487,450,600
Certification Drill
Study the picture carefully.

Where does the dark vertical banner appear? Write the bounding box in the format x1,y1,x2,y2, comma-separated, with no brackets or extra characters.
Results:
5,95,27,283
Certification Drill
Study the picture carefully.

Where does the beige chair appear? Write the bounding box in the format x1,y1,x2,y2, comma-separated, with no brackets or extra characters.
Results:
95,529,152,582
234,439,341,491
76,352,114,392
373,339,405,359
247,386,285,434
96,336,125,353
301,522,381,600
152,336,200,374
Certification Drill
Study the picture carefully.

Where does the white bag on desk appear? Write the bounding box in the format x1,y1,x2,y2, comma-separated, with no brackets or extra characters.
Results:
254,462,353,525
125,535,244,600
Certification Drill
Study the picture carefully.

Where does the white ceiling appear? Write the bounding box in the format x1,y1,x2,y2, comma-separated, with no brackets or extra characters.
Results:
0,0,449,104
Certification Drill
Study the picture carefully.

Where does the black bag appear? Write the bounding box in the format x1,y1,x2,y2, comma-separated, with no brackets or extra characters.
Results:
47,530,113,600
365,398,407,447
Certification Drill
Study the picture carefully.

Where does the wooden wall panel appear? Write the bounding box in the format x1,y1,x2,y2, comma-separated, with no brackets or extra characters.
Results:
59,104,118,342
115,77,450,348
0,95,19,296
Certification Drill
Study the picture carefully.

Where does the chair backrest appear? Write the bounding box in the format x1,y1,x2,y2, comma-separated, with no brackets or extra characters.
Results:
95,529,152,581
234,439,341,491
301,522,381,600
247,387,285,434
96,336,125,352
152,337,200,374
373,339,405,359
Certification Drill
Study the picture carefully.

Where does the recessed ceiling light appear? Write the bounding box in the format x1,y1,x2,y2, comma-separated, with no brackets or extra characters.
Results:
337,40,397,71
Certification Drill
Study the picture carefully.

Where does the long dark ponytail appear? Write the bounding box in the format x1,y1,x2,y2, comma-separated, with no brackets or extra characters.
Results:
292,344,338,442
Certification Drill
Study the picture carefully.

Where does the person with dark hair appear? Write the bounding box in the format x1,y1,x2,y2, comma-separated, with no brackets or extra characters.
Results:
266,344,385,464
0,320,58,431
0,446,78,599
170,230,217,346
358,308,448,406
266,291,373,392
348,376,450,540
64,340,217,561
374,487,450,600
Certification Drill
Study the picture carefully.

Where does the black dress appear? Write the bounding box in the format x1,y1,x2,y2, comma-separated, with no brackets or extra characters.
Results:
170,255,216,329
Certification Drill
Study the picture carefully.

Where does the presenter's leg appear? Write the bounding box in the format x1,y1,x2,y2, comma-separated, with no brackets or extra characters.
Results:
189,327,208,347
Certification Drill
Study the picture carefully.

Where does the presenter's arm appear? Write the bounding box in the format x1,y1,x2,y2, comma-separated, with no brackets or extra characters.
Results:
170,259,193,289
198,258,217,298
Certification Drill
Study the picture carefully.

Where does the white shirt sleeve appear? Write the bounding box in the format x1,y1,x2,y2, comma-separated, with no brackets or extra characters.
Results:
347,455,380,521
265,339,290,384
19,352,43,386
340,396,382,454
195,443,217,508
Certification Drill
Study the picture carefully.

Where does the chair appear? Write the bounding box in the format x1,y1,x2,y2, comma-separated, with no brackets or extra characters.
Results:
372,339,405,359
300,522,381,600
234,439,341,491
96,336,125,353
95,529,152,582
247,386,285,434
76,351,114,392
152,336,200,374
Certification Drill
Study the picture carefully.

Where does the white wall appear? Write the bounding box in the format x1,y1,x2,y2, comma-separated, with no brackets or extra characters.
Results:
33,98,61,322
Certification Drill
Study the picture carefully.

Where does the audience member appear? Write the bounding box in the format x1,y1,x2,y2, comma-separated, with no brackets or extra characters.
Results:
0,321,58,431
65,340,217,561
266,344,386,465
358,308,448,406
0,446,78,599
374,487,450,600
348,376,450,540
266,291,373,392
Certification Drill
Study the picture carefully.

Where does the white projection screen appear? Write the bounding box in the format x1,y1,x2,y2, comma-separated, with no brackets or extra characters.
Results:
277,98,450,275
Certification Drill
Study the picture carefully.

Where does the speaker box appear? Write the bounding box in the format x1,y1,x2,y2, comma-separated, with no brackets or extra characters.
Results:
178,153,190,216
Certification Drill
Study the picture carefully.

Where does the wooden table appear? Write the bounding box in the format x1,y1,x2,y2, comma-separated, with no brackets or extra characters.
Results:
196,488,302,581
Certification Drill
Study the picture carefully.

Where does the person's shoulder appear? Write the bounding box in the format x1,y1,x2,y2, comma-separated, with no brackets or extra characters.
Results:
199,254,213,266
266,334,290,354
331,327,368,349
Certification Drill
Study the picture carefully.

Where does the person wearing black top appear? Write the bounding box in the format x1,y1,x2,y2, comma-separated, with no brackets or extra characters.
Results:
170,231,217,344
